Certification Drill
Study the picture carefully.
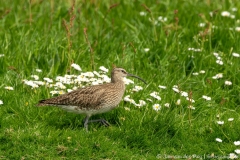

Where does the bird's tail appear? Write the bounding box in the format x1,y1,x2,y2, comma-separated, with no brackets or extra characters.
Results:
37,100,48,107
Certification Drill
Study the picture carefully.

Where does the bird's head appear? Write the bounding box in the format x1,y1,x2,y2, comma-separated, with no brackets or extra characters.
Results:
111,67,147,84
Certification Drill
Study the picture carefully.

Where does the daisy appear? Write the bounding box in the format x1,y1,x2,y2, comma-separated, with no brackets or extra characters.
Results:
235,27,240,32
188,105,195,110
124,107,130,111
216,59,223,65
235,149,240,154
82,72,94,77
234,141,240,146
132,86,143,92
217,121,224,125
43,77,53,83
199,23,205,27
176,99,181,105
50,90,59,95
101,75,111,83
225,80,232,85
216,138,222,142
129,99,137,105
232,53,240,57
158,16,167,22
139,12,146,16
58,90,65,95
202,95,212,101
212,73,223,79
153,104,161,111
72,86,78,90
230,15,235,19
96,79,104,84
150,92,161,100
31,75,39,80
138,100,146,107
164,103,170,108
146,98,153,102
144,48,150,52
209,12,213,17
89,78,97,82
99,66,109,72
64,74,75,79
56,76,66,82
172,87,180,93
192,72,199,76
194,48,201,52
93,71,101,77
229,153,238,159
124,95,131,102
186,97,195,103
158,85,167,89
71,63,82,71
67,89,73,93
23,80,39,88
221,11,231,17
199,70,205,74
180,91,188,97
34,81,44,86
91,81,99,85
158,16,163,21
5,86,14,90
123,77,134,85
36,69,42,73
76,75,89,83
54,82,66,89
213,52,219,57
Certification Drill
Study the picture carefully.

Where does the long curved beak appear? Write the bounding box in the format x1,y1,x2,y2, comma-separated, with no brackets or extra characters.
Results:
127,73,147,84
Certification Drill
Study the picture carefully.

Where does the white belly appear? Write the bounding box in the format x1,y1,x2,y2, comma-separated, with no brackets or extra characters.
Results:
56,104,117,117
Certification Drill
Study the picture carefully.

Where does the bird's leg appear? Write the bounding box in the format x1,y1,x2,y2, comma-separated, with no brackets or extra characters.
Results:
83,116,90,131
88,119,110,127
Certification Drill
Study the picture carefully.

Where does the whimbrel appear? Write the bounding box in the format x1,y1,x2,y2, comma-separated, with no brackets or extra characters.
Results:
37,67,146,130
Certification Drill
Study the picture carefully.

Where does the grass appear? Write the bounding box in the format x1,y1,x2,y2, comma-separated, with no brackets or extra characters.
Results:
1,0,240,159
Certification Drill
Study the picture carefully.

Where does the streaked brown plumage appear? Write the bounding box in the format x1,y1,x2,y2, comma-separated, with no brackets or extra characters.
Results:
37,67,146,130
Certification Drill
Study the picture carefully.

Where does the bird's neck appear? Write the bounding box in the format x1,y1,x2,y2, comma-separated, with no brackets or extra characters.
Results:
111,77,125,85
111,80,125,90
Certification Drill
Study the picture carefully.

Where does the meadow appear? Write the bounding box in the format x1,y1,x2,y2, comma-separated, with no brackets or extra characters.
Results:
0,0,240,159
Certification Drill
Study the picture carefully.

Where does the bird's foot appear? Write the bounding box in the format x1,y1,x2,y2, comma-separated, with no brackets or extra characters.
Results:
83,116,110,131
88,118,110,127
98,119,110,127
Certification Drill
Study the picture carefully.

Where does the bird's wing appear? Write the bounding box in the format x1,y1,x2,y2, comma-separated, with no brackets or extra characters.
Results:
37,85,107,109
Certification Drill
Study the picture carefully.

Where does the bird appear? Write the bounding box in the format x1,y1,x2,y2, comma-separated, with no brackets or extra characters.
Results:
37,67,146,131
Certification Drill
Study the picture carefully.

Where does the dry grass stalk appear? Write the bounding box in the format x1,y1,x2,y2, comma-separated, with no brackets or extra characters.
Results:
83,28,94,70
62,0,76,56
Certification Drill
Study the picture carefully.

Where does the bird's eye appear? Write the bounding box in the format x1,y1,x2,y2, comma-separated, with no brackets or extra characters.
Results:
121,70,126,73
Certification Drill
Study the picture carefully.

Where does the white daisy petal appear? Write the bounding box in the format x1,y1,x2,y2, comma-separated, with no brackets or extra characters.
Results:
216,138,222,142
71,63,82,71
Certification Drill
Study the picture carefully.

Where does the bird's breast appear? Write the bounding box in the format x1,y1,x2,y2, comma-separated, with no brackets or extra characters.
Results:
102,88,125,108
